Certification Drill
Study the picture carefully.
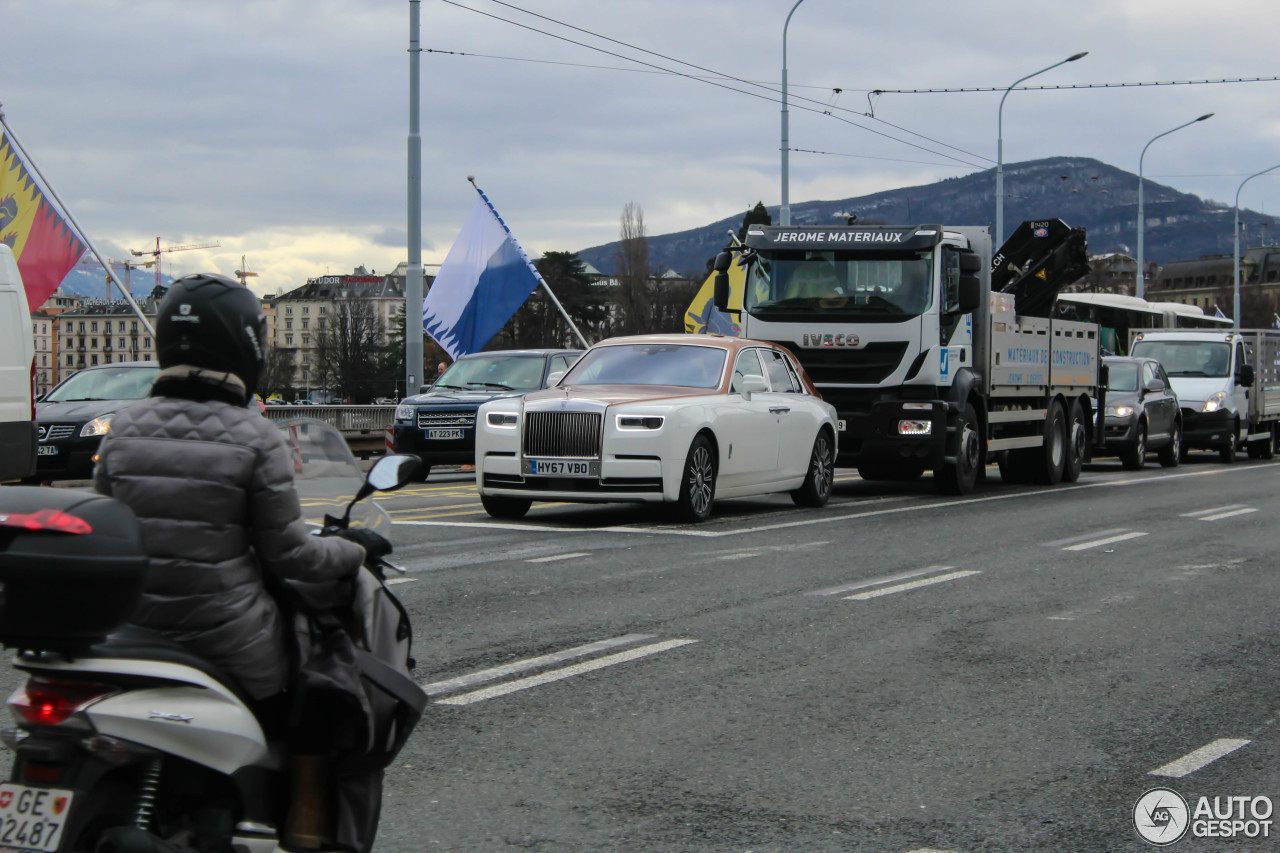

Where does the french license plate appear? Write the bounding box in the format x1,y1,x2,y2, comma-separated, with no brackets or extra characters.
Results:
838,419,847,432
426,429,463,440
0,783,74,852
523,459,599,477
36,446,57,456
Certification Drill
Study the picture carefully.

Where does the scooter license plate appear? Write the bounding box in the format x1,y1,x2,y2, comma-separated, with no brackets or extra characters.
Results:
0,784,74,852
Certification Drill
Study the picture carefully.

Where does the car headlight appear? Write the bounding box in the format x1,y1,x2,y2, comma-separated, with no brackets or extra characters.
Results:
395,404,415,420
486,411,519,428
80,414,113,437
1106,405,1135,418
1201,392,1225,413
616,415,664,430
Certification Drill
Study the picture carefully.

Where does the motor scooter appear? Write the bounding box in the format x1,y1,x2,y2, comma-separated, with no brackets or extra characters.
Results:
0,418,423,853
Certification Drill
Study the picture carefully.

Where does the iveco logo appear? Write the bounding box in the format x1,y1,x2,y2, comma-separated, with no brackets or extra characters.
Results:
801,333,860,348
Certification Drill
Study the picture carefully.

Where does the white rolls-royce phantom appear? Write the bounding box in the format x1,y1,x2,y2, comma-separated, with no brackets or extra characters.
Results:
474,334,838,522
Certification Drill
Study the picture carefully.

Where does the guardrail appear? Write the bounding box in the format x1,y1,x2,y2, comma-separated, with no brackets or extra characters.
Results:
264,405,397,457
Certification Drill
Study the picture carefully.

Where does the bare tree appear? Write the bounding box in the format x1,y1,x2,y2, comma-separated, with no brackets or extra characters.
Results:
258,346,295,398
615,201,651,335
314,300,386,402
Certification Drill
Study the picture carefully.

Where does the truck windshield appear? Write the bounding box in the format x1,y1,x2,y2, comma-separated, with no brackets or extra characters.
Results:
1130,340,1230,378
746,250,934,319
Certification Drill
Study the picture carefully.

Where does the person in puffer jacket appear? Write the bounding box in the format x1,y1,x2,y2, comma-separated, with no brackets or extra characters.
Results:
93,273,386,850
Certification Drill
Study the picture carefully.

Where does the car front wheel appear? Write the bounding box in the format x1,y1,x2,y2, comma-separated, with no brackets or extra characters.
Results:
481,494,531,519
675,435,717,522
792,429,834,507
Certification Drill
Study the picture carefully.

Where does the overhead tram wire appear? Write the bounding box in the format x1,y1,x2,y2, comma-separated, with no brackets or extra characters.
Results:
438,0,987,169
864,76,1280,94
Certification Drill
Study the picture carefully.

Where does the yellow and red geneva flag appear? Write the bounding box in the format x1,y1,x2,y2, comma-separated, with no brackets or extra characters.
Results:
0,131,86,308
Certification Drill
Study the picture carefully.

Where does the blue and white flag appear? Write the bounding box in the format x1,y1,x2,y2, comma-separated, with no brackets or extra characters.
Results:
423,186,542,359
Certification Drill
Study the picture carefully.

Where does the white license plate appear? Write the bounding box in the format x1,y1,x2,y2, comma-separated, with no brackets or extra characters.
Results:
426,429,463,440
523,459,598,477
36,446,57,456
0,784,74,852
838,419,847,432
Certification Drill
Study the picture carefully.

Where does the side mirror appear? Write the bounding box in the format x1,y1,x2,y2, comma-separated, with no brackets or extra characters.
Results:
957,276,982,313
418,384,431,394
712,251,733,273
713,271,730,312
1143,378,1165,395
366,454,423,492
739,374,769,400
546,371,565,387
1238,364,1255,388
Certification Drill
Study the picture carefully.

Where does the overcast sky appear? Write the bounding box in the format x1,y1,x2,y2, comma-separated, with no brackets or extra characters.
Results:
5,0,1279,293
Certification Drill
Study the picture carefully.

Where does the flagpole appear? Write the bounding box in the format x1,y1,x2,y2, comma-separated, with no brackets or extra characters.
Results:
467,177,590,350
0,104,155,336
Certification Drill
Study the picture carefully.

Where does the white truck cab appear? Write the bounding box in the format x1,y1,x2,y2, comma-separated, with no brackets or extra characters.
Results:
0,244,36,481
1130,329,1280,461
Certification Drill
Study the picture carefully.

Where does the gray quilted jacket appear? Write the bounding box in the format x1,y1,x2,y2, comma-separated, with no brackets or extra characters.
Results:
93,372,364,700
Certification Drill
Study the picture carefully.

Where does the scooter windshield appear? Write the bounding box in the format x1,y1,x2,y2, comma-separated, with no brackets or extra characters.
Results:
276,417,393,537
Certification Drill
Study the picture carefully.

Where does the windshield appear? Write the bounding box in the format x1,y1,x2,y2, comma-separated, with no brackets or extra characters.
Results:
1131,341,1230,378
561,344,726,388
277,417,392,536
435,355,545,391
1105,363,1139,392
44,365,158,403
746,250,934,318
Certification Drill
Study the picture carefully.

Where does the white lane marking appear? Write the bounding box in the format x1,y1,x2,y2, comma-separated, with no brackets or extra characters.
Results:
525,551,590,563
905,849,960,853
1149,738,1252,778
423,634,655,695
807,566,953,597
1198,508,1258,522
393,463,1276,538
1181,504,1247,518
843,570,981,601
717,552,761,560
435,639,699,705
1062,531,1148,551
385,577,417,585
1042,528,1129,548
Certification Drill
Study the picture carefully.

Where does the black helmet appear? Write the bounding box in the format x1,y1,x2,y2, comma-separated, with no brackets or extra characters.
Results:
156,273,267,395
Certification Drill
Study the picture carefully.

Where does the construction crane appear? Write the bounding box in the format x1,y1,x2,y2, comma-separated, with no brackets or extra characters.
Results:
234,255,258,288
75,257,156,300
130,238,221,292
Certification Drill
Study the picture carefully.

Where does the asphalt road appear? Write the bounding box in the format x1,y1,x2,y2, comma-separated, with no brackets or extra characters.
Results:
5,451,1280,851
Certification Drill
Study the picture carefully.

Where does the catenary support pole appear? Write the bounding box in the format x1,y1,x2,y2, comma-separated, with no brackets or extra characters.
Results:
406,1,425,395
1233,163,1280,326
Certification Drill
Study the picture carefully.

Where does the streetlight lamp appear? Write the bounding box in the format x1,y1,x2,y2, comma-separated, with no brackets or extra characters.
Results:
995,52,1087,245
1136,113,1213,299
779,0,806,227
1234,164,1280,326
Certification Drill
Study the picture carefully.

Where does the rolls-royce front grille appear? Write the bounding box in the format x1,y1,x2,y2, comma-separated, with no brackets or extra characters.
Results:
523,411,602,459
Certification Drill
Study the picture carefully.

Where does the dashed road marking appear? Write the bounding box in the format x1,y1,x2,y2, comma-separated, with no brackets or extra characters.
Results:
385,577,416,585
806,566,952,597
422,634,655,696
526,551,590,563
1149,738,1252,778
1042,528,1130,548
433,638,699,705
1181,504,1258,522
844,570,981,601
1062,531,1147,551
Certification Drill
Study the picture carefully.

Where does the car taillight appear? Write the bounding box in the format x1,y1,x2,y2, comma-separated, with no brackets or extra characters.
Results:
0,510,93,535
10,679,117,727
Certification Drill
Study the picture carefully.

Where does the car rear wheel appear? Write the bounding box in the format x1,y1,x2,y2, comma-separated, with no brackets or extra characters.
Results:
1120,422,1147,470
481,494,531,519
675,435,717,522
1158,421,1181,467
792,429,834,507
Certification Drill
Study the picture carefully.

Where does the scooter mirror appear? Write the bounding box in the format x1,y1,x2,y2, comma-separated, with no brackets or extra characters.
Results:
366,454,424,492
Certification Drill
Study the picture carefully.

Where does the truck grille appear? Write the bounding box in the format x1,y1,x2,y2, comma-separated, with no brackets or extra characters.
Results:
523,411,602,459
774,341,909,385
417,410,475,429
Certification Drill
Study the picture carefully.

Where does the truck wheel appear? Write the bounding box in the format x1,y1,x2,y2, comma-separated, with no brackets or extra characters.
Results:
1033,401,1067,485
1219,422,1238,464
1247,438,1265,459
1120,422,1147,470
1062,400,1087,483
480,494,531,519
792,429,835,507
936,403,980,495
997,450,1031,484
675,435,717,522
1158,421,1182,468
1266,425,1279,460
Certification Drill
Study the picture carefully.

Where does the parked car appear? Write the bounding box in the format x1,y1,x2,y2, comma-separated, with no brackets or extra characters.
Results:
1100,355,1181,470
475,335,838,522
0,245,36,482
393,349,581,479
27,361,160,482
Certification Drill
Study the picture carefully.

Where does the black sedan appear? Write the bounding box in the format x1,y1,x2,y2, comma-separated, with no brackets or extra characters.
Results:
392,349,580,479
1100,356,1182,470
28,361,159,482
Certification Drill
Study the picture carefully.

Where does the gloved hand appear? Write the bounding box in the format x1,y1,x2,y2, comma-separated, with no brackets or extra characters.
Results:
334,527,393,560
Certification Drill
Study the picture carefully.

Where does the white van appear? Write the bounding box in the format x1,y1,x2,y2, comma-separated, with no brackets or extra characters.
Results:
1131,329,1280,462
0,244,37,481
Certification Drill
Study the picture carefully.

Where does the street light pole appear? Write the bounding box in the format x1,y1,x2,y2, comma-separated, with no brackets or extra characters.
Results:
995,52,1087,246
406,0,424,399
779,0,806,227
1234,163,1280,326
1136,113,1213,299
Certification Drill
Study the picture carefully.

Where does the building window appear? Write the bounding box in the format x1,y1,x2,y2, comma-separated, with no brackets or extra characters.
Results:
78,322,85,333
302,335,309,345
302,306,309,315
131,321,138,333
143,354,151,361
143,338,150,348
285,319,293,330
319,306,326,314
105,355,112,364
286,334,294,345
118,321,126,332
66,355,73,366
118,338,125,348
90,338,97,348
91,321,98,332
302,319,309,330
90,355,98,366
286,306,293,315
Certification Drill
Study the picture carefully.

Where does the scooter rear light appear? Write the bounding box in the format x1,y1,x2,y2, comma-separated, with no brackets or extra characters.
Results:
81,734,143,766
0,509,93,535
9,679,117,727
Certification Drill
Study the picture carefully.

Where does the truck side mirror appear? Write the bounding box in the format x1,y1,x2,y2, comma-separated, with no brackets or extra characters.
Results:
712,251,732,273
955,251,982,313
713,271,730,312
1237,364,1254,388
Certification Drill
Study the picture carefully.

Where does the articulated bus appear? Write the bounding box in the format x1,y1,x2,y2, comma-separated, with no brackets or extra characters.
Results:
1052,293,1232,355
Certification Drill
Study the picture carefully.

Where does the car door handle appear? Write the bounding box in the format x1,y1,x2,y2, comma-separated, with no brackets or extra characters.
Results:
769,406,791,415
